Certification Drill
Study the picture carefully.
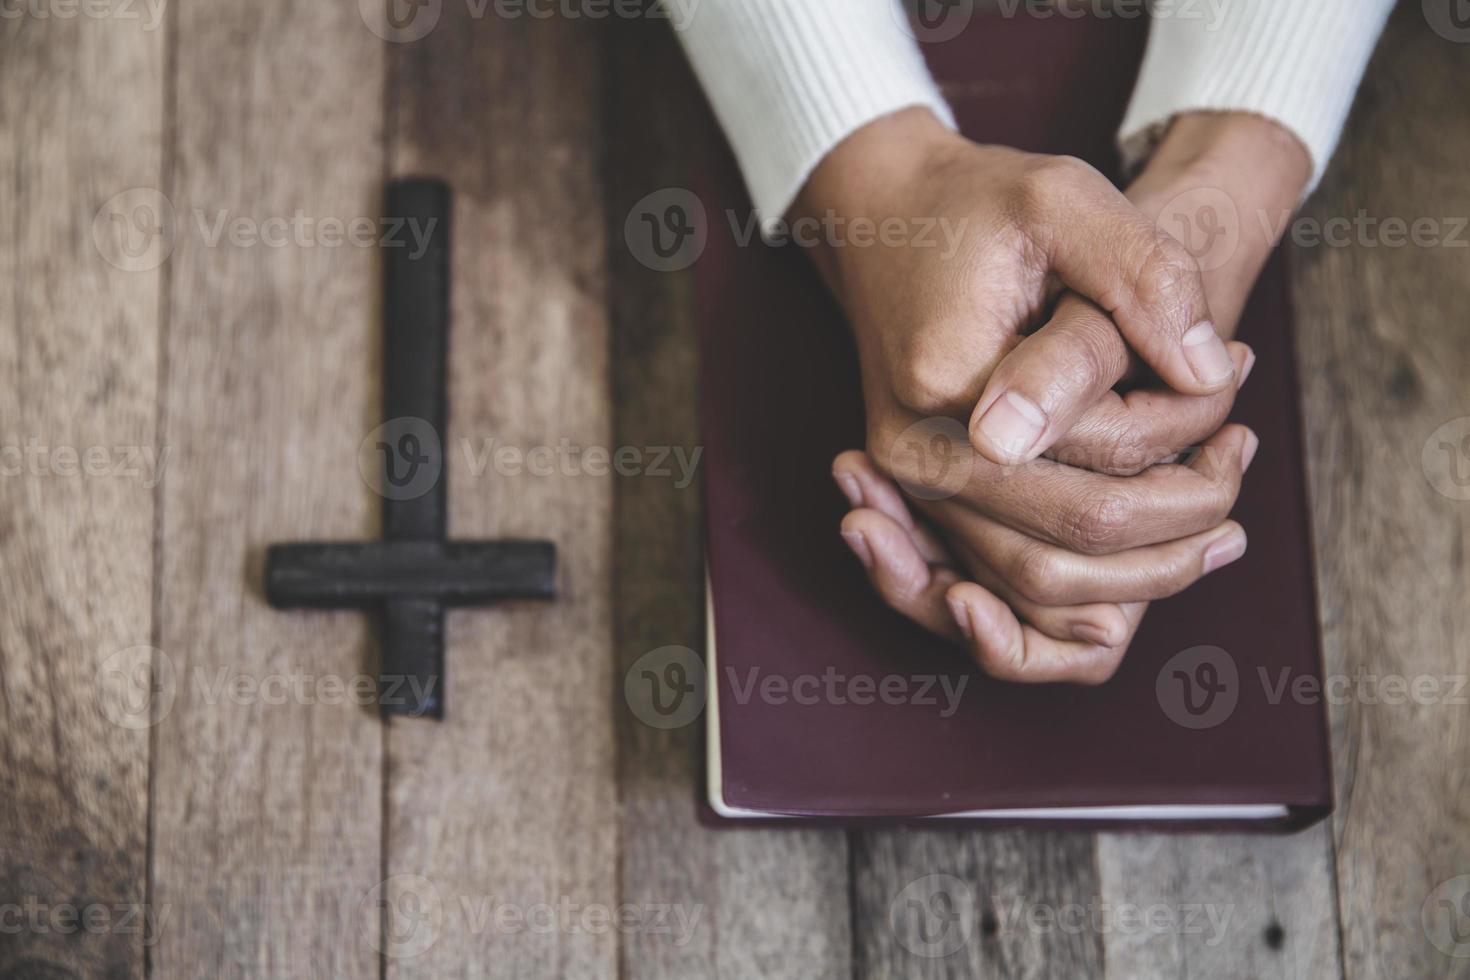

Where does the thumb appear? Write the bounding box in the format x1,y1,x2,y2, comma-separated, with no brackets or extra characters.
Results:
969,294,1127,464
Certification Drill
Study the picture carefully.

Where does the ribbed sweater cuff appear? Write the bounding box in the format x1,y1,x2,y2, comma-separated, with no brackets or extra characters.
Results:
1119,0,1393,194
675,0,956,231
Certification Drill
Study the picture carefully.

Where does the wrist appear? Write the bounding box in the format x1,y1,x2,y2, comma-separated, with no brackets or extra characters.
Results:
792,107,961,287
794,106,960,220
1125,112,1311,335
1148,112,1309,186
1132,112,1310,230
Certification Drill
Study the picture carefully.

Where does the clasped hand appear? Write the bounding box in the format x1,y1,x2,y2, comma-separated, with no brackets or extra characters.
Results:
799,108,1310,683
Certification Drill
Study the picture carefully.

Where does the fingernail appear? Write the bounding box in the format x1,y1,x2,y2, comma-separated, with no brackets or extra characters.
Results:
1072,622,1116,647
1202,529,1247,574
1182,322,1235,386
834,471,863,508
1238,349,1257,388
1241,430,1260,472
842,530,873,570
975,391,1046,460
946,594,974,639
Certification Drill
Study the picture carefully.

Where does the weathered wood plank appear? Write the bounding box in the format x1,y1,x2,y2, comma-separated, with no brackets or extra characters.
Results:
1091,12,1470,980
0,10,163,980
380,9,617,979
1292,6,1470,980
148,0,385,976
1096,832,1340,979
606,15,854,980
853,831,1103,979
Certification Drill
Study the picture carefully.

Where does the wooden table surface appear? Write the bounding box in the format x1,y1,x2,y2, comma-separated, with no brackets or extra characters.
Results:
3,2,1468,978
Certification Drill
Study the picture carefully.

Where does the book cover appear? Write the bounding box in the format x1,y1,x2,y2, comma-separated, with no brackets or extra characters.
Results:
698,12,1332,828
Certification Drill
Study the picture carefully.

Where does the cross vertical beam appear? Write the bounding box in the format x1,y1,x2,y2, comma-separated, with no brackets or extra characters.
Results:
265,178,557,720
380,177,450,717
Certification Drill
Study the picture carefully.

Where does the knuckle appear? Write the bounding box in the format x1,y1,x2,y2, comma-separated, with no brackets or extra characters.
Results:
1129,232,1203,327
1060,491,1132,555
1032,153,1093,186
1099,419,1153,475
1077,648,1128,686
1047,334,1108,391
892,354,972,417
1149,552,1199,597
1009,543,1064,605
1198,468,1241,523
866,423,903,478
1011,155,1089,218
976,637,1025,681
884,571,925,607
885,452,923,489
1193,440,1239,485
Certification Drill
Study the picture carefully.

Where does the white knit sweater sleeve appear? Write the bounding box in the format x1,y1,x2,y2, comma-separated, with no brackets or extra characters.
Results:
672,0,956,228
674,0,1392,219
1118,0,1395,191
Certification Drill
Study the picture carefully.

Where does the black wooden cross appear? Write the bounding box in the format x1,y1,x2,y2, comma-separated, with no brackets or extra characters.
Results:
265,178,555,720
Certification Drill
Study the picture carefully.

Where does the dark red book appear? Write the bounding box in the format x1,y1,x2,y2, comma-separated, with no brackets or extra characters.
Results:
698,13,1332,828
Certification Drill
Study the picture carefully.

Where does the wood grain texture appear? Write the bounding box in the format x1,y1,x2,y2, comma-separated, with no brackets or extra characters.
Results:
380,9,617,979
1292,6,1470,980
9,2,1470,978
1096,832,1341,979
148,0,386,976
606,13,855,980
0,10,163,980
853,831,1103,979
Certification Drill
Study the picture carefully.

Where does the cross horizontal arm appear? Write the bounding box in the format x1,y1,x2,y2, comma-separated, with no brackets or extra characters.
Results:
265,539,555,608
